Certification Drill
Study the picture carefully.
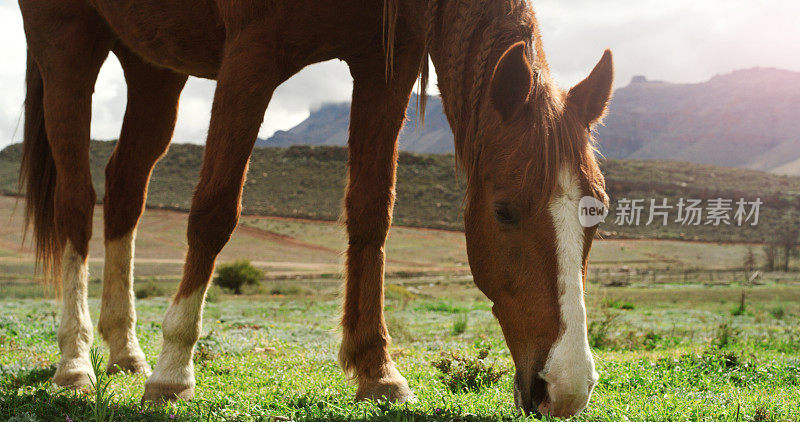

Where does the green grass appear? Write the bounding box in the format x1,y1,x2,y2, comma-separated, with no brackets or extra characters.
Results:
0,280,798,421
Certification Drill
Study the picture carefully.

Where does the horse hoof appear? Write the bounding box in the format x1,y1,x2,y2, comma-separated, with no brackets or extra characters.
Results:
141,382,194,403
52,359,95,389
355,368,415,403
106,354,152,375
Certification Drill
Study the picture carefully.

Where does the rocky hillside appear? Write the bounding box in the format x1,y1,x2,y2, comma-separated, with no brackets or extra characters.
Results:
258,68,800,176
257,95,453,154
2,142,800,242
597,68,800,175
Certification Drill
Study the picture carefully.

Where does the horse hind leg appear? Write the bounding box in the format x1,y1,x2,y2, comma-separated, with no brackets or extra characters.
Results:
97,45,187,375
339,42,423,403
19,2,114,388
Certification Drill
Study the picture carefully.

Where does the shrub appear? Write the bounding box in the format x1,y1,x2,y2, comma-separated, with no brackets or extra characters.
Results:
730,291,747,316
269,283,312,296
713,322,740,349
770,305,785,319
205,284,222,303
642,331,662,350
213,260,263,294
588,307,620,349
135,279,167,299
452,313,468,336
431,348,508,392
194,330,223,365
602,297,635,310
417,301,467,314
385,284,417,309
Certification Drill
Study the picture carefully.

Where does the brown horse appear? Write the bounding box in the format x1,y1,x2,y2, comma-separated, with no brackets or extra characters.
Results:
17,0,612,417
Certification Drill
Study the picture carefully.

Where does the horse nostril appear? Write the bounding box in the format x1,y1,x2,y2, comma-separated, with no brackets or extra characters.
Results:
530,374,548,411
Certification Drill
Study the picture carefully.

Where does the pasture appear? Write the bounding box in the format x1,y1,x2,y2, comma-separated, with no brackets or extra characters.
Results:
0,196,799,421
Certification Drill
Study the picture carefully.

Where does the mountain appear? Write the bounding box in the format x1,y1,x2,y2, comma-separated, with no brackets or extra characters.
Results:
257,94,454,154
258,68,800,175
596,68,800,175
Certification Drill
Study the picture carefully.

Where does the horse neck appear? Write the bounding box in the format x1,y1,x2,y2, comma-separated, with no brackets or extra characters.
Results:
419,0,541,161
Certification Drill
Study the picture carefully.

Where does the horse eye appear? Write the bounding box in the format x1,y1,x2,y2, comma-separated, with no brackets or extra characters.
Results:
494,204,518,226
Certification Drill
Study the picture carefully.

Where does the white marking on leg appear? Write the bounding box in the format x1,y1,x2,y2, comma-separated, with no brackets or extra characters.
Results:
145,287,207,392
540,168,598,416
53,241,95,387
98,230,149,373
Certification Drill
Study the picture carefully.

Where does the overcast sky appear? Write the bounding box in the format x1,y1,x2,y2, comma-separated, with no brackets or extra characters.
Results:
1,0,799,149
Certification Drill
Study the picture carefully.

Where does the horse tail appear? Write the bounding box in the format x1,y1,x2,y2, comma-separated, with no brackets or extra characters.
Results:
20,51,61,281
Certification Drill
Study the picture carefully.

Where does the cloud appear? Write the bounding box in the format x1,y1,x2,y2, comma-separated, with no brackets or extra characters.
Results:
2,0,799,149
537,0,800,87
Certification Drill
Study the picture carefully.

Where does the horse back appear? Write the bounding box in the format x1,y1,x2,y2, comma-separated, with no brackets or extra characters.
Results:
24,0,415,81
87,0,397,79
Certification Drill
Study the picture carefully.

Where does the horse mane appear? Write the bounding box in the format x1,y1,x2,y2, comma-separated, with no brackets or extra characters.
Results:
382,0,435,123
444,0,581,207
383,0,587,208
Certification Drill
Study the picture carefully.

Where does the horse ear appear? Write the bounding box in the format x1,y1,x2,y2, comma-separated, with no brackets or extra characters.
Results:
490,42,533,122
567,49,614,127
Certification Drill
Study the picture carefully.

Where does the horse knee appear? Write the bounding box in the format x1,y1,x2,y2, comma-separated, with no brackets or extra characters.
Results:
103,157,152,239
187,199,240,257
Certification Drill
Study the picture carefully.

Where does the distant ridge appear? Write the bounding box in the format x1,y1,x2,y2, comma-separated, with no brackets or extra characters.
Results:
257,94,454,154
258,68,800,176
2,141,800,243
597,68,800,175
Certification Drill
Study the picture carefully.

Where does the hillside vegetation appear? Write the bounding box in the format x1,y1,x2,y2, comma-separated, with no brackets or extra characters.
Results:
1,141,799,242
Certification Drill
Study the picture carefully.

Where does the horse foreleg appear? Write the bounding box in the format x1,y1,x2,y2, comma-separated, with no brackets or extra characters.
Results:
142,31,281,403
339,43,424,403
98,45,187,375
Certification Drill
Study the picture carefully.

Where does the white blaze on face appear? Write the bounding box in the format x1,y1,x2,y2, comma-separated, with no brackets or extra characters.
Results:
539,167,598,417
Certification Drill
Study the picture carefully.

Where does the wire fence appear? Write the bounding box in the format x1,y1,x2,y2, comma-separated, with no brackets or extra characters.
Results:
589,267,800,287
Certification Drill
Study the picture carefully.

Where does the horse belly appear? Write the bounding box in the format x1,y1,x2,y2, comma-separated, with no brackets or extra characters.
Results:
90,0,225,78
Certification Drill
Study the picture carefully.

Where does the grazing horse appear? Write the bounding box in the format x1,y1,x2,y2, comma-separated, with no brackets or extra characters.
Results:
17,0,612,417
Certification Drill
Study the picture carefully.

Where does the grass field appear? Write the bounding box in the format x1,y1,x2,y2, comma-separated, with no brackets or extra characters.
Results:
0,195,799,420
0,280,799,421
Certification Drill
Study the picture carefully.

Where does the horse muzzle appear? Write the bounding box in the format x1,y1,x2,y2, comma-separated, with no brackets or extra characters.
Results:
513,364,598,418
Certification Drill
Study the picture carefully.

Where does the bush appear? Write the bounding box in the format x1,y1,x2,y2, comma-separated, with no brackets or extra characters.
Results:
205,284,223,303
588,307,620,349
730,291,747,316
385,284,417,309
135,279,167,299
602,297,635,310
268,283,312,296
452,313,468,335
213,260,264,294
713,322,740,349
770,305,785,319
431,348,508,392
